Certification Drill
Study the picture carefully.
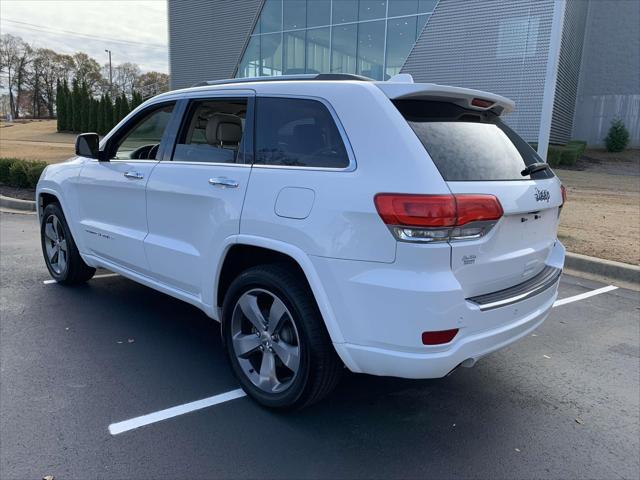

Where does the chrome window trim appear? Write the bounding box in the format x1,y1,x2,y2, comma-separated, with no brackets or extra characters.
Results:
253,93,357,172
168,161,252,168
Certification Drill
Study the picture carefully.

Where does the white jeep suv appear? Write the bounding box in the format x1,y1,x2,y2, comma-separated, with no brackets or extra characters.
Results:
37,74,565,409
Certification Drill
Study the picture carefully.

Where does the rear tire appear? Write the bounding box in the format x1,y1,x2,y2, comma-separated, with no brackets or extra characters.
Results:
222,264,342,410
40,203,95,285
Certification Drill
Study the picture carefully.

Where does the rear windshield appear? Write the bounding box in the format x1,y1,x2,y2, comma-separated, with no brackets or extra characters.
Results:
393,100,554,181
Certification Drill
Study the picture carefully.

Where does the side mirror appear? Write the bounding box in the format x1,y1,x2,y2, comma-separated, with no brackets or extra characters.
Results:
75,133,105,160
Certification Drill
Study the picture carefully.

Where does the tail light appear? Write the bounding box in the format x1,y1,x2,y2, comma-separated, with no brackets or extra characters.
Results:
374,193,503,243
560,185,567,205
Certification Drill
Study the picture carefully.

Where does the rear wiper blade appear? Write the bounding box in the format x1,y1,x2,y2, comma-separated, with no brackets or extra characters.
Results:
521,162,549,176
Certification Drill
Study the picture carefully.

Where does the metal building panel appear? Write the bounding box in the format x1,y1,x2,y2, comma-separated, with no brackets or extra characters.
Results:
168,0,263,89
402,0,556,143
549,0,589,144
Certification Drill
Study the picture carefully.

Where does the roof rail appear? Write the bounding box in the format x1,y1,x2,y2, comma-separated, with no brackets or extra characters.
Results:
191,73,373,88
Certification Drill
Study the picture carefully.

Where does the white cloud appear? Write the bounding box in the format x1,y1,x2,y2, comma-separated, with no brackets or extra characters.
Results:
0,0,168,73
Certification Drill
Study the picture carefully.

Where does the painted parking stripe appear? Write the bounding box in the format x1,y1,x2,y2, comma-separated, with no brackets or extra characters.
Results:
104,283,617,435
43,273,120,284
108,388,247,435
553,285,618,307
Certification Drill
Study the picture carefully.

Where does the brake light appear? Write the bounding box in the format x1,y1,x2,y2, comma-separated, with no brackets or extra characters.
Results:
471,98,494,108
422,329,459,345
374,193,503,243
560,185,567,205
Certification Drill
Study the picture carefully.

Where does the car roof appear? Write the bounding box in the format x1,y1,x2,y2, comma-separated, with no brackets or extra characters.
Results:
151,74,515,115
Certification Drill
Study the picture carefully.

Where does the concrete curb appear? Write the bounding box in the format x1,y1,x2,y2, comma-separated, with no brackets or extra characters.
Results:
565,252,639,286
0,194,36,212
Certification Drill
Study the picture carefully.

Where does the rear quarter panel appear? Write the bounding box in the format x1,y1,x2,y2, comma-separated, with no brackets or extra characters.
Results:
240,82,451,263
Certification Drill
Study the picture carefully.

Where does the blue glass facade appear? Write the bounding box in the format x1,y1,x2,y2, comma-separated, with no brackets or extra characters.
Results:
236,0,437,80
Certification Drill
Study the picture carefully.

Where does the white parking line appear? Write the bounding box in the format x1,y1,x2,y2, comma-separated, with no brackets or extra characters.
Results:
552,285,618,307
43,273,120,285
105,282,618,435
108,388,247,435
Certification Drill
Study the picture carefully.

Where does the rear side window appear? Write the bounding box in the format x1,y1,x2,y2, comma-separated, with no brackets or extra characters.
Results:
393,100,554,181
255,97,350,169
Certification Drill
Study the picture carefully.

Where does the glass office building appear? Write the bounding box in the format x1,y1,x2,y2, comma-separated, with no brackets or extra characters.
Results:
237,0,437,80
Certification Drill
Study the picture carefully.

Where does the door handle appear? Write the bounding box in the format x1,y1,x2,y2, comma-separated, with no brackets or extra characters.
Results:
124,171,144,180
209,177,239,188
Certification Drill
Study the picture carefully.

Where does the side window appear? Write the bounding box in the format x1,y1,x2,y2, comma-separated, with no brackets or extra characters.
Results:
113,103,175,160
255,97,350,169
172,98,248,164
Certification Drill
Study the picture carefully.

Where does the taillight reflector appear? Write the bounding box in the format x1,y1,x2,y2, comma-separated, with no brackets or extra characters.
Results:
374,193,503,228
422,329,459,345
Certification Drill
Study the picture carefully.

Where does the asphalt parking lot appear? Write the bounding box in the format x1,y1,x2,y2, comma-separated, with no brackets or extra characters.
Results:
1,211,639,480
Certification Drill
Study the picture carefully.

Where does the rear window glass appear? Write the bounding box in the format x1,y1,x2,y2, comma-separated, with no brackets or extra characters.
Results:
255,97,350,169
393,100,554,181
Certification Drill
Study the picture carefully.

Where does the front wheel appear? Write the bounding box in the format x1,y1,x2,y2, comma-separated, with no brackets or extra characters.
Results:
222,264,342,410
40,203,95,285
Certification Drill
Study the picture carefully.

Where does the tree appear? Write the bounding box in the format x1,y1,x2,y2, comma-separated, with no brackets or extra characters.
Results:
0,34,32,118
65,80,73,132
604,119,630,152
80,82,90,132
114,94,122,124
121,93,130,119
56,79,64,130
113,62,141,97
33,49,66,117
71,52,102,94
136,71,170,99
96,95,105,135
71,79,81,132
103,93,114,132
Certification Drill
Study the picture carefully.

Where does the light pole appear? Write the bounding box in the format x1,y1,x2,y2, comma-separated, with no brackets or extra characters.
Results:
105,49,113,94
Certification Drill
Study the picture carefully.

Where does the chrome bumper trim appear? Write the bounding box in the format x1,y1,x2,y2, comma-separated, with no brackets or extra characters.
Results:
467,265,562,311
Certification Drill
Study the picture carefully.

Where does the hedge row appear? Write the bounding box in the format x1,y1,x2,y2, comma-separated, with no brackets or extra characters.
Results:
530,140,587,167
0,158,48,189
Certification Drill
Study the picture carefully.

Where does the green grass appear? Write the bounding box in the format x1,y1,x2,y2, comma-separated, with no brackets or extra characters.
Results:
0,158,48,189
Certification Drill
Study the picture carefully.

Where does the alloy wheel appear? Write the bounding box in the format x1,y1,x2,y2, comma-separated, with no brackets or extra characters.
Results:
230,288,301,394
43,215,68,275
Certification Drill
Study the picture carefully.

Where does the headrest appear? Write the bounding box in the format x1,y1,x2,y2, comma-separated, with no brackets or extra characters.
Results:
206,113,242,145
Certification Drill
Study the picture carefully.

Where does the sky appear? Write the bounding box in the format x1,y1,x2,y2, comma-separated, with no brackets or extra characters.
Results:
0,0,168,73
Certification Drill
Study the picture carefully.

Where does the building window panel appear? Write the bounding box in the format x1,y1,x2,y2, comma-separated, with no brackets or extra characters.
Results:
284,30,306,74
307,0,331,27
418,0,438,14
261,0,283,33
386,15,418,79
416,13,429,38
261,33,283,76
357,20,385,79
331,23,358,74
332,0,358,24
238,35,261,78
283,0,306,30
306,27,330,74
388,0,419,17
359,0,388,21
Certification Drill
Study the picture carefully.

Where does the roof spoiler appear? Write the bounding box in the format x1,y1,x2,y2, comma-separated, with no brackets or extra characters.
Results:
376,80,515,115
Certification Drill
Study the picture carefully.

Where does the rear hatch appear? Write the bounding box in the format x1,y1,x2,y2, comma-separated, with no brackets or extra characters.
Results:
391,96,563,298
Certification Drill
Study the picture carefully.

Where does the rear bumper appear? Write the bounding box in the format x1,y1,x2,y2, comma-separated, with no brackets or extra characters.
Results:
334,286,556,378
313,241,564,379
